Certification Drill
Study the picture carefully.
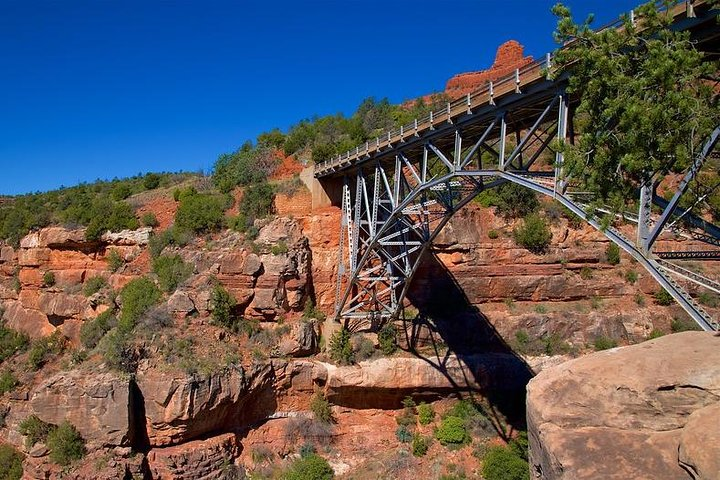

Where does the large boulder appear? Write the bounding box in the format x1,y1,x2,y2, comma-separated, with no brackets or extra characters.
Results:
147,432,240,480
526,332,720,479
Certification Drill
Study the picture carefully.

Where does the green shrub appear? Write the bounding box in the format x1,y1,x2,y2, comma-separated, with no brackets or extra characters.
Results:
514,330,530,353
148,226,192,258
396,425,412,443
417,402,435,425
27,332,65,371
97,329,134,372
593,336,617,351
487,229,499,239
0,443,23,480
111,183,132,201
481,445,529,480
513,214,552,254
671,316,701,333
152,254,192,293
282,452,334,480
210,285,237,330
648,329,664,340
42,271,55,287
435,416,469,446
654,288,674,306
106,249,123,272
303,299,326,321
0,371,18,395
175,193,225,233
541,333,572,356
82,276,107,297
329,328,353,364
412,433,430,457
270,240,288,255
212,145,272,193
378,323,397,355
310,392,333,424
352,335,375,361
606,243,621,265
141,212,159,228
18,415,54,448
86,201,139,241
490,183,539,219
579,266,593,280
142,173,161,190
46,421,86,466
239,181,275,220
698,292,720,307
80,310,116,349
0,323,29,363
119,277,161,332
625,269,638,284
635,293,646,306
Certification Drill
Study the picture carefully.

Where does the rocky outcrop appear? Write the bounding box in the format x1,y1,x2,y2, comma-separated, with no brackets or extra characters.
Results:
147,433,240,480
136,363,275,447
526,332,720,479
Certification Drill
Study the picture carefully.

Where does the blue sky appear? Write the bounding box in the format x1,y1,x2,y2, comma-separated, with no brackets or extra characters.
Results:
0,0,641,195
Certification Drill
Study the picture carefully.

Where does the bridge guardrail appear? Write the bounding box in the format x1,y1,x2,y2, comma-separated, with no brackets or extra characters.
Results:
314,0,699,177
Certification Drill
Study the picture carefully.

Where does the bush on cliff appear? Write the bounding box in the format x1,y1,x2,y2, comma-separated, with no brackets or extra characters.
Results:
46,421,86,466
513,214,552,254
80,310,117,349
18,415,54,448
481,444,529,480
212,143,276,193
0,370,19,395
82,275,107,297
85,199,139,241
119,277,161,332
0,323,29,363
175,191,226,234
282,453,334,480
148,225,192,258
239,181,275,221
329,328,353,365
27,331,66,371
435,415,470,447
210,285,237,330
152,254,192,293
0,443,23,480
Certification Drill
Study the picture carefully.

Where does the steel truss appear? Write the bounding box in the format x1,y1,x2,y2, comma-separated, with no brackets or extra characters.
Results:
330,85,720,332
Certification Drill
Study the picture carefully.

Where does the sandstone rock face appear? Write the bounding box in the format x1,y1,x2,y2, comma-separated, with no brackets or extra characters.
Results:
147,432,240,480
136,363,274,447
278,321,318,357
526,332,720,480
4,369,131,449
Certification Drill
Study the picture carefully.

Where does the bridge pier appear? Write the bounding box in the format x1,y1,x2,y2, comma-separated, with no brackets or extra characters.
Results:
300,166,344,209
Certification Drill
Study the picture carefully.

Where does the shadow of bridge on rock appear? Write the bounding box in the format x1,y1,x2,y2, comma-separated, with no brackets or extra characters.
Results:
401,251,534,440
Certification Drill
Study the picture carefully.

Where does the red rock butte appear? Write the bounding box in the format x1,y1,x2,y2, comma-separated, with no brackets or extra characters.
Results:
445,40,534,99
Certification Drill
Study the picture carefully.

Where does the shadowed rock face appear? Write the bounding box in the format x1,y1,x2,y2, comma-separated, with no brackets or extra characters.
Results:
526,332,720,480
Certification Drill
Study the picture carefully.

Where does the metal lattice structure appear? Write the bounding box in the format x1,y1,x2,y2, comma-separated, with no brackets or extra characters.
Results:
315,0,720,332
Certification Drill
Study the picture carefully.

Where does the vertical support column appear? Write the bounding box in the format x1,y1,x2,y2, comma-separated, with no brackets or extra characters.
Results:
371,164,381,238
453,129,462,171
351,171,363,272
498,113,507,170
394,155,402,206
637,179,654,253
554,92,568,197
335,179,352,317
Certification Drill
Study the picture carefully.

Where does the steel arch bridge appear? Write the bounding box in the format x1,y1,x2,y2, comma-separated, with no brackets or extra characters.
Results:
313,0,720,332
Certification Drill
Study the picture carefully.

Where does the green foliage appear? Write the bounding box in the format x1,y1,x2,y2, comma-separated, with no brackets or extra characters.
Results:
152,254,192,293
514,330,530,353
648,329,664,340
141,212,159,228
435,416,469,446
412,433,430,457
212,144,276,193
0,443,23,480
606,243,621,265
239,181,275,220
27,332,65,371
142,173,161,190
270,240,288,255
482,445,529,480
579,266,593,280
593,336,618,351
148,226,192,258
396,425,412,443
653,288,674,306
513,214,552,254
97,329,134,372
18,415,54,448
417,402,435,425
82,276,107,297
487,229,499,239
257,128,286,149
106,249,124,272
111,183,132,201
46,421,86,466
329,328,353,364
85,200,139,241
80,310,117,349
671,316,701,333
0,370,18,395
282,453,334,480
551,2,719,214
698,292,720,308
378,323,397,355
352,335,375,361
119,277,161,332
491,183,540,219
42,271,55,287
310,393,333,424
175,192,225,234
302,299,326,321
0,323,29,363
210,285,237,330
625,269,638,284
